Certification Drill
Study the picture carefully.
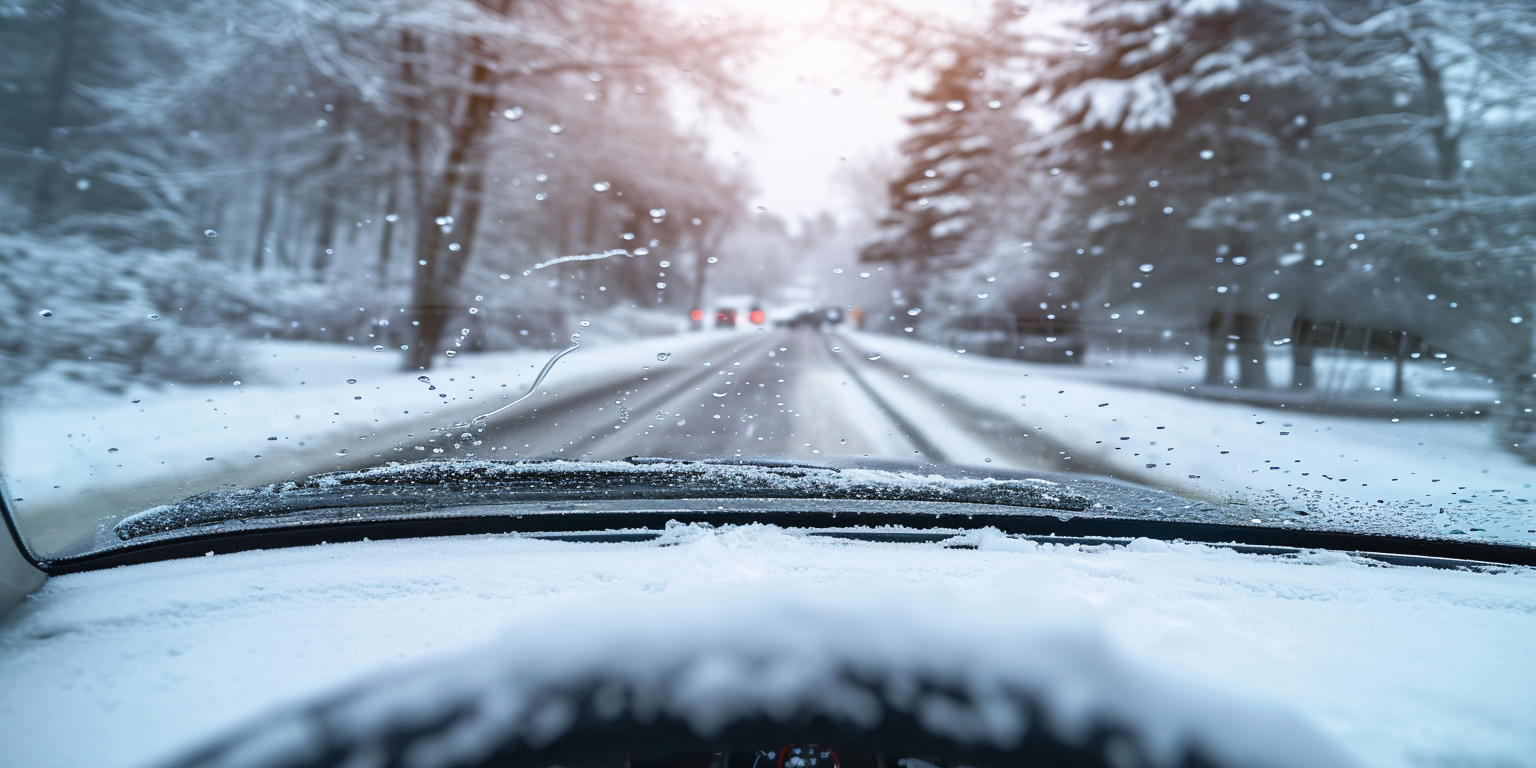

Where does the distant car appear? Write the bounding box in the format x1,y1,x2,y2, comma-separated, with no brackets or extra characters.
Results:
714,308,738,328
779,306,843,330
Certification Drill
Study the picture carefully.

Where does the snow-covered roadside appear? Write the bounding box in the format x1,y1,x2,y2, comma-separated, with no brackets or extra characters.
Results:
842,331,1536,545
1,332,727,556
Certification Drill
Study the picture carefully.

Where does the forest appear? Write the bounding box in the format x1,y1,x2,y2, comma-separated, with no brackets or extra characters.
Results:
0,0,759,380
850,0,1536,457
3,0,1535,458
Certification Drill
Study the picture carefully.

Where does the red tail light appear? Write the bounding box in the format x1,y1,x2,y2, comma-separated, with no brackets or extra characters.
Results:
690,309,704,322
749,310,765,324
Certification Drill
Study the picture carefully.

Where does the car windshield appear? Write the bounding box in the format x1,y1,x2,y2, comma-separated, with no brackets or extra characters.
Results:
1,0,1533,564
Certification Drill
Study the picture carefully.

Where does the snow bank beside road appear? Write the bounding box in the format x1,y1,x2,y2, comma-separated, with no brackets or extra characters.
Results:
843,331,1536,545
1,333,725,555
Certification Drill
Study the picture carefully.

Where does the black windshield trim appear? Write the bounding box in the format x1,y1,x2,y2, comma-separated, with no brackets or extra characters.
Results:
0,495,45,572
34,498,1536,574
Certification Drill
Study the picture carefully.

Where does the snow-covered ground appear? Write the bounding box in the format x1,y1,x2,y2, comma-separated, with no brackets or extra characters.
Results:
4,326,1530,556
842,331,1536,545
1,525,1532,768
0,332,726,556
1066,335,1498,405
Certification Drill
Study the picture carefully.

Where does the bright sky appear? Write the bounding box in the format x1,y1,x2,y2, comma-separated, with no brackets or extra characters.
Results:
677,0,992,225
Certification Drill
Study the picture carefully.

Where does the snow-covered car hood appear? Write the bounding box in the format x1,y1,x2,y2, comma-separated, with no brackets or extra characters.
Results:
164,573,1354,768
1,524,1534,768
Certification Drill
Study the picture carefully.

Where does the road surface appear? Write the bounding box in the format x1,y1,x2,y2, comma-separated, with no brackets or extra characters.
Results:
467,328,1069,472
19,326,1534,557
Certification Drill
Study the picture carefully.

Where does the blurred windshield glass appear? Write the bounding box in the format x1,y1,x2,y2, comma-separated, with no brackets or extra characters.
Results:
2,0,1533,560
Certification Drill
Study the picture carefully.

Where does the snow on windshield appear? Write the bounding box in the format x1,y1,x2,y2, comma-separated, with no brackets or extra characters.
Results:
2,0,1535,558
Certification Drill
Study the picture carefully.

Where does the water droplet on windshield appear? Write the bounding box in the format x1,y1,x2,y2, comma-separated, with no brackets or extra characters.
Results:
579,320,591,327
37,309,52,317
866,353,882,361
147,313,159,320
831,346,842,352
1138,263,1154,273
385,214,399,222
502,106,523,120
549,124,563,134
1199,150,1214,160
445,350,456,357
418,376,431,383
712,392,727,398
336,449,349,456
373,345,385,351
907,308,921,316
656,352,671,361
107,448,119,454
1073,40,1093,51
203,229,217,237
592,181,611,192
702,362,711,368
946,100,965,111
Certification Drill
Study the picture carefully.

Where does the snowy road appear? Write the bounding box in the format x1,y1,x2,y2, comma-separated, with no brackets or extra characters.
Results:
465,328,1533,545
477,330,934,463
6,327,1533,557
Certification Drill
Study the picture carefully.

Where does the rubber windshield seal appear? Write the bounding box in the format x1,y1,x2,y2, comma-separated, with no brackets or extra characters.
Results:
0,489,46,571
32,497,1536,574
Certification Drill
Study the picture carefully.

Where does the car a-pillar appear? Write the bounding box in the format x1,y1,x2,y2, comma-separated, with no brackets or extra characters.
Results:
0,512,46,618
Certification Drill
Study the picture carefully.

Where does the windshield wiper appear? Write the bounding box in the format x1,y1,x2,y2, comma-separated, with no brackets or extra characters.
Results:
36,458,1530,575
113,458,1092,542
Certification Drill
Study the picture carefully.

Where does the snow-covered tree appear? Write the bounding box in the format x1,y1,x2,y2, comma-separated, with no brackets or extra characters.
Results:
0,0,760,387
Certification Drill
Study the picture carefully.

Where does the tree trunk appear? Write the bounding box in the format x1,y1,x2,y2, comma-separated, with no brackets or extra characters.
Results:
1409,33,1462,183
251,175,277,271
31,0,81,223
400,31,428,207
1233,313,1266,389
1392,331,1410,397
197,192,223,261
404,7,509,371
1290,316,1315,390
274,193,294,270
441,156,491,290
376,177,399,286
1203,309,1228,386
312,196,338,276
